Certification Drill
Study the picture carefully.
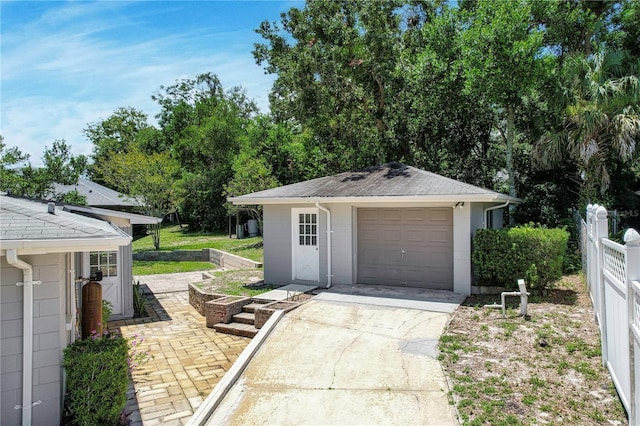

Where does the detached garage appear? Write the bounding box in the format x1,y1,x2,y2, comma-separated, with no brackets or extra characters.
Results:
229,162,520,295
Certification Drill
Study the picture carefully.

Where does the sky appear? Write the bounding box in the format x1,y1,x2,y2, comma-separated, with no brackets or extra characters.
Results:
1,0,302,166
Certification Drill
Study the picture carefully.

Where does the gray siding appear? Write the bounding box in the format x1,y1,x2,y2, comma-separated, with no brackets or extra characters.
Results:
263,204,293,286
263,204,329,287
1,254,63,426
470,203,486,235
328,204,353,285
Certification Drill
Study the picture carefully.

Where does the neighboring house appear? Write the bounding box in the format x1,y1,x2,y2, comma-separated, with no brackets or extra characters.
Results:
230,162,521,295
53,177,139,211
0,195,131,426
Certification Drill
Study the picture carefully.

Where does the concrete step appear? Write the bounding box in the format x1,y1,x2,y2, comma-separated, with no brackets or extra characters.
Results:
232,312,255,325
213,322,259,338
242,302,267,313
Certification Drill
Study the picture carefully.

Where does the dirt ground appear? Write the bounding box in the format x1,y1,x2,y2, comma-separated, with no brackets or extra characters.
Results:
439,275,628,425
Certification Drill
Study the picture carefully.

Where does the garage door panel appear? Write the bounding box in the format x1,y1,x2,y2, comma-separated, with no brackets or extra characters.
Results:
430,229,451,243
405,229,427,243
383,229,402,242
360,246,380,264
430,208,451,221
360,209,380,222
382,247,403,264
361,227,380,242
383,209,402,221
406,209,427,222
357,208,453,290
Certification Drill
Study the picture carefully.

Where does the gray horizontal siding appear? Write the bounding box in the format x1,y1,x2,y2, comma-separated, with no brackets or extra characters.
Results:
1,253,63,426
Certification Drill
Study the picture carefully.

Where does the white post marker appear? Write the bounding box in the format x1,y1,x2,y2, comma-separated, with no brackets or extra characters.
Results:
484,279,530,318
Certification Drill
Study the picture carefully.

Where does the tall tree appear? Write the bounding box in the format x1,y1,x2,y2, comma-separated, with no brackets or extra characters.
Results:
392,4,498,188
0,139,87,202
224,152,280,234
152,73,258,231
85,107,153,184
458,0,548,199
0,135,29,192
254,0,404,172
535,50,640,196
99,147,179,249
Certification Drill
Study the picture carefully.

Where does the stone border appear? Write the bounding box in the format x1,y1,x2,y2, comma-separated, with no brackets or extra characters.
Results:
133,248,262,269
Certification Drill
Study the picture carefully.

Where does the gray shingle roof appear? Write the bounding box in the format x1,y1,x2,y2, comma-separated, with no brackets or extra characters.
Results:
231,162,519,203
1,195,126,241
53,178,138,207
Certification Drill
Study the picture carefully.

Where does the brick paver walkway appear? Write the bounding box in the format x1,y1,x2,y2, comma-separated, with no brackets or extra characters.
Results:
109,291,250,425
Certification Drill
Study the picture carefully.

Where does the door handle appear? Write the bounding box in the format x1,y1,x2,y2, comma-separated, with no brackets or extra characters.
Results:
401,250,405,258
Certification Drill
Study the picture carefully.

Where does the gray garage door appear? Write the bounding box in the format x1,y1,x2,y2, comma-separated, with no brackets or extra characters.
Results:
357,208,453,289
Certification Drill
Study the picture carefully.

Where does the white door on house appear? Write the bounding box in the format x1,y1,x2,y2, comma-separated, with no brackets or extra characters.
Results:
84,251,122,316
292,208,320,282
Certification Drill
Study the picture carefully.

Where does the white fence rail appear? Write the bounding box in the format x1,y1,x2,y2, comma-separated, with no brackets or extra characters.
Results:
582,204,640,424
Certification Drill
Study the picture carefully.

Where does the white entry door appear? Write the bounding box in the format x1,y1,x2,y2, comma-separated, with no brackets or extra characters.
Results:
84,251,122,316
292,208,320,282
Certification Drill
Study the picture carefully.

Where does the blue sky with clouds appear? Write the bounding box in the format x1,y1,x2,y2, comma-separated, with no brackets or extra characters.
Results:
1,1,301,166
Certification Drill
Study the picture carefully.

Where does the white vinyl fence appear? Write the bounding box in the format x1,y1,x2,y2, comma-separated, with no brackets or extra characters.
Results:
581,204,640,424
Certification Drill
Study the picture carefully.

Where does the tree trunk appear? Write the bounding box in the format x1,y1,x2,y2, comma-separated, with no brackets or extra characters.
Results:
506,105,517,199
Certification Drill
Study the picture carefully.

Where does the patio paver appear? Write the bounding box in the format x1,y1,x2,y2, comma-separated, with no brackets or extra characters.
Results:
109,290,250,425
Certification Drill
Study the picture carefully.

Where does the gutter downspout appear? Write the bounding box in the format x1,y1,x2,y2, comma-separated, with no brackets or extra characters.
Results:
6,249,42,426
315,203,332,288
483,201,510,228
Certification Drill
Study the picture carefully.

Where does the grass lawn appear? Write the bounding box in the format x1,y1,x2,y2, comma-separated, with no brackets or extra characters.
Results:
195,269,273,297
132,260,215,275
133,225,263,262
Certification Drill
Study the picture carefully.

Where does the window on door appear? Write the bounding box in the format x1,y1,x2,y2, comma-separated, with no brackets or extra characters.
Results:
298,213,317,246
89,251,118,277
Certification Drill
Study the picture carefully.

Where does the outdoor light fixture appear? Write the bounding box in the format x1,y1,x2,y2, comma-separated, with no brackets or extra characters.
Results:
455,202,465,209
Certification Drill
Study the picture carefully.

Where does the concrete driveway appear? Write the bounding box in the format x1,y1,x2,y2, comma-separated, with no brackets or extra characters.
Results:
198,287,463,425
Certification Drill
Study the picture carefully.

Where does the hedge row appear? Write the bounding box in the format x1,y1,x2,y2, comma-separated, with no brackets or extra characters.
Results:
63,335,129,426
472,225,569,292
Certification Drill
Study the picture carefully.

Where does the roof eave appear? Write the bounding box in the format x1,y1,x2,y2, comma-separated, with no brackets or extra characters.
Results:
229,194,522,205
63,205,162,224
0,235,132,255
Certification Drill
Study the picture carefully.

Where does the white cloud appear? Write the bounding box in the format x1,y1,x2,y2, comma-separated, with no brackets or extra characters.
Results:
1,1,276,165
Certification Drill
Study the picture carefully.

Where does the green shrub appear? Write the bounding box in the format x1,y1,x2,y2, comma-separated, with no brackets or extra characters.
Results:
132,280,147,318
63,335,128,426
473,225,569,292
101,299,113,331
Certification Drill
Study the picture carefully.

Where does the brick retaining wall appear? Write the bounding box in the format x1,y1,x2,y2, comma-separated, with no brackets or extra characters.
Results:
205,296,252,327
188,283,227,316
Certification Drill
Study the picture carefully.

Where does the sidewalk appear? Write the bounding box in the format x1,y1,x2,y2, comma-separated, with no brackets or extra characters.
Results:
109,273,250,425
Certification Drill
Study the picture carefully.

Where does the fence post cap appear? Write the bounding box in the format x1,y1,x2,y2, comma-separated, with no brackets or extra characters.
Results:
623,228,640,246
595,205,608,218
587,204,594,212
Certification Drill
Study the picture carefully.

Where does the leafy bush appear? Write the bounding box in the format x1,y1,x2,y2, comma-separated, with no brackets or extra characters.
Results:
63,335,128,426
101,299,113,331
473,225,569,292
132,280,147,318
